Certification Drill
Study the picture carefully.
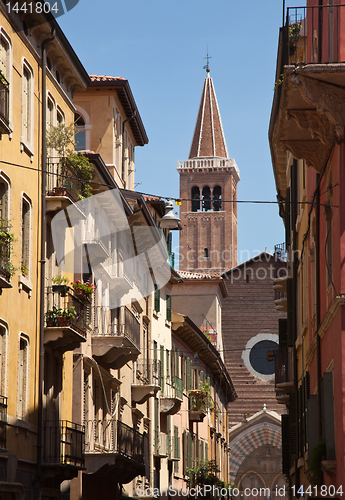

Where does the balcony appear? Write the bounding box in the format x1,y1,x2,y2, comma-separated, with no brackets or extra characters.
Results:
46,158,84,213
160,376,183,415
270,4,345,182
275,347,294,403
189,390,209,422
84,419,145,482
91,306,140,369
132,360,161,405
0,231,12,288
0,76,10,134
44,287,88,353
42,420,84,481
0,396,7,451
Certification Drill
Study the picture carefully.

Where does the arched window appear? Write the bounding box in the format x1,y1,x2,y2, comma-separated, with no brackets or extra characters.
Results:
191,186,200,212
202,186,211,212
75,112,86,151
204,248,208,258
213,186,222,211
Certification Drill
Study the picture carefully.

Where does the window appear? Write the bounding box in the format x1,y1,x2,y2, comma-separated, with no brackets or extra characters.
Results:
17,334,29,419
75,112,86,151
204,248,208,258
0,174,10,221
47,94,55,131
0,323,7,396
191,186,200,212
202,186,211,211
22,61,34,149
0,30,11,130
21,196,31,276
213,186,222,211
57,107,64,125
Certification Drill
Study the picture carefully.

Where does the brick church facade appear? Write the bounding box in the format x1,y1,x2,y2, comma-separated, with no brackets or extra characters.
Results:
175,66,287,495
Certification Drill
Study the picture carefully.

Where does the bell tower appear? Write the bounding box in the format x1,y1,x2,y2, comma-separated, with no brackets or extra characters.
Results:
178,66,240,273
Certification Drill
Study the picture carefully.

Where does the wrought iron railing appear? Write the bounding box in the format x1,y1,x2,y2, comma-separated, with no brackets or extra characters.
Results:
0,76,9,128
286,4,345,65
275,347,293,386
42,420,84,467
46,158,83,201
174,376,183,400
45,287,89,338
0,396,7,450
117,420,144,463
189,390,210,412
274,242,287,262
135,360,161,387
0,233,11,282
123,307,140,347
84,418,116,452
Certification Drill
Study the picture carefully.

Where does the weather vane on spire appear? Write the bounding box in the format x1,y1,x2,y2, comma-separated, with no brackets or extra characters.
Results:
203,51,212,73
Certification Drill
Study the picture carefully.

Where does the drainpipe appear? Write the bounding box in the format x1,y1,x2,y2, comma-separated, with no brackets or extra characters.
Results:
316,173,322,440
36,28,56,489
121,110,136,188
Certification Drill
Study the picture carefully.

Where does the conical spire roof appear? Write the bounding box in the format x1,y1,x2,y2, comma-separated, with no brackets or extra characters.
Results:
189,73,229,159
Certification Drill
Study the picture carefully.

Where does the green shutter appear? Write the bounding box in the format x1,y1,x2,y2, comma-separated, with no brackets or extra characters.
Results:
183,431,187,475
154,285,160,312
289,390,298,460
160,345,164,394
282,414,291,474
205,442,208,461
154,397,159,455
166,294,171,322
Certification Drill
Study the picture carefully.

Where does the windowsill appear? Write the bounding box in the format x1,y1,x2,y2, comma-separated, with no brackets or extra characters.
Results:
165,319,171,328
18,275,33,297
20,138,34,160
7,415,37,433
153,310,160,320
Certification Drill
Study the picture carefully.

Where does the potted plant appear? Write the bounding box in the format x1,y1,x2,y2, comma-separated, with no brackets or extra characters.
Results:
21,264,28,277
53,186,67,197
71,280,95,301
52,275,70,296
57,306,77,326
45,306,59,327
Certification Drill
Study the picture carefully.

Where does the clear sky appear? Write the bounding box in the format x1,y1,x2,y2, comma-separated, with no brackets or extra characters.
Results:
59,0,303,265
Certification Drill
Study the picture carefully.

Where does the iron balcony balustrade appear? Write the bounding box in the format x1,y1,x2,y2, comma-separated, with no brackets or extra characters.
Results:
286,4,345,66
91,305,141,369
46,158,84,213
83,419,145,480
44,286,88,353
42,420,85,468
275,347,294,404
0,75,10,134
0,396,7,451
0,227,13,288
160,376,183,416
189,389,210,422
132,360,161,405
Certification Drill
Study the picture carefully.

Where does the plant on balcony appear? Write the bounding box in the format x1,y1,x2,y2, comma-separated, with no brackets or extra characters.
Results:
189,381,214,412
289,21,302,55
71,280,95,300
52,275,70,295
56,306,77,326
21,264,28,277
307,438,326,486
0,71,9,88
46,124,94,199
186,460,227,499
45,306,60,327
0,219,17,280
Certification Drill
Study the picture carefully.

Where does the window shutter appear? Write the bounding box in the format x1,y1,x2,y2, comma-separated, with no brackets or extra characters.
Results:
281,414,291,474
183,431,187,475
285,187,291,247
154,397,159,455
160,345,164,394
279,318,288,347
289,390,298,460
166,294,171,322
154,285,160,312
205,442,208,461
286,278,294,347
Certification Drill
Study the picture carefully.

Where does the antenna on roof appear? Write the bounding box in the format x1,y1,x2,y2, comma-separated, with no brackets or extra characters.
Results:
203,50,212,74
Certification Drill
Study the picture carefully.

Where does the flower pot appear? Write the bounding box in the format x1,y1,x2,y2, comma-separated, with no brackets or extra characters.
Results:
52,285,69,296
74,288,91,301
54,187,67,196
57,316,69,326
46,320,55,327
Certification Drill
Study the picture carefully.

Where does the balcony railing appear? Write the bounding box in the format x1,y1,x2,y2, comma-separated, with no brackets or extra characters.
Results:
42,420,84,467
174,376,183,400
274,242,287,262
189,390,209,413
275,347,293,387
286,4,345,65
0,232,12,283
45,287,89,338
0,76,10,132
0,396,7,450
135,360,161,387
93,306,140,347
117,420,144,463
46,158,83,201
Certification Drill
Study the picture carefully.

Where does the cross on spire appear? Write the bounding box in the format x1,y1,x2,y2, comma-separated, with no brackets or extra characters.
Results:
203,52,212,73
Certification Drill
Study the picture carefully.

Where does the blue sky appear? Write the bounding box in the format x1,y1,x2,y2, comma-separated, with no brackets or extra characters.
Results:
59,0,301,264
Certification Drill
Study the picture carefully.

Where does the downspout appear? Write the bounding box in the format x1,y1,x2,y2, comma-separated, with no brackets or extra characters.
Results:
36,28,56,487
316,173,322,439
122,110,136,188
